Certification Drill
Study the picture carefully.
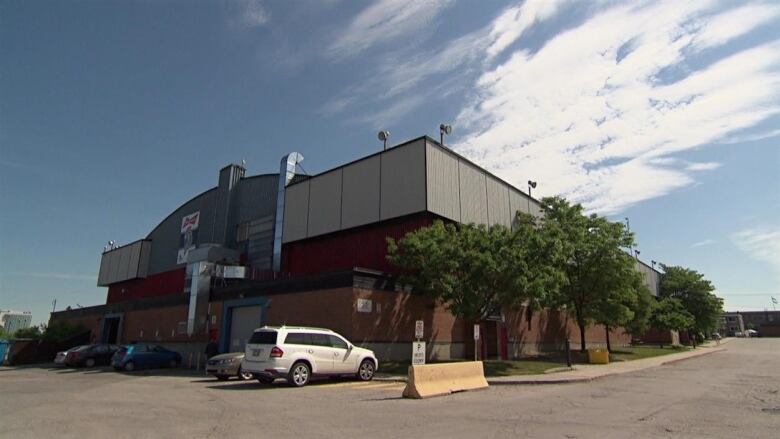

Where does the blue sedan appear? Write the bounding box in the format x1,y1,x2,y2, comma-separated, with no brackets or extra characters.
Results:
111,344,182,372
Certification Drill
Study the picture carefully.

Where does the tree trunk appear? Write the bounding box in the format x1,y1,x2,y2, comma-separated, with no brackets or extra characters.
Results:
605,325,611,352
579,320,587,353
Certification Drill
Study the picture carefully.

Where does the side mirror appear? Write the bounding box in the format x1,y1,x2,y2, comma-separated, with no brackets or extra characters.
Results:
347,343,353,350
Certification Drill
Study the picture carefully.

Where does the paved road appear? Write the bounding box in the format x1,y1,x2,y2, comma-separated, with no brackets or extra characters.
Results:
1,338,778,438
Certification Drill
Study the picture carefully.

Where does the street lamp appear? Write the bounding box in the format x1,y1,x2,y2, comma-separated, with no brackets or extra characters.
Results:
634,249,641,260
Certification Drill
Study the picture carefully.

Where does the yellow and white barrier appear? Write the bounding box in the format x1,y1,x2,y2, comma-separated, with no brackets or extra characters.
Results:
402,361,489,399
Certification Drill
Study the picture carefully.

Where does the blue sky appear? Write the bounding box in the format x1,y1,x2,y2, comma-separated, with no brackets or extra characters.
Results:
1,0,778,325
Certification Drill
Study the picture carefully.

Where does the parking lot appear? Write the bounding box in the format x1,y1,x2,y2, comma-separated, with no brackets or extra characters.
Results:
1,338,779,438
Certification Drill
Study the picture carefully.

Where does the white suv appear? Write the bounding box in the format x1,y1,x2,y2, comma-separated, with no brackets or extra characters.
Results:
242,326,379,387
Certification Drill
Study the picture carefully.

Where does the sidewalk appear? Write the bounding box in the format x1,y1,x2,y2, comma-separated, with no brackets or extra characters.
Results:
375,338,731,385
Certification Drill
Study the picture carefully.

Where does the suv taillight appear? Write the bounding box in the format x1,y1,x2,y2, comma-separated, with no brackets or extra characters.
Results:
270,346,283,358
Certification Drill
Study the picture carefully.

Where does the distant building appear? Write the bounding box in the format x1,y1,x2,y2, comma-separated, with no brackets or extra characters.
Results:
0,310,33,335
719,312,745,336
736,310,780,335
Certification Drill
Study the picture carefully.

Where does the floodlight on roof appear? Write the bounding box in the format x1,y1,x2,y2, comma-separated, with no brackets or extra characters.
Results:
439,123,452,146
378,130,390,150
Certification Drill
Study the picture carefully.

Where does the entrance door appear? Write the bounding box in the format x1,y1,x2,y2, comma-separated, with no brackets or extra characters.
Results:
485,321,499,359
229,305,263,353
102,317,121,344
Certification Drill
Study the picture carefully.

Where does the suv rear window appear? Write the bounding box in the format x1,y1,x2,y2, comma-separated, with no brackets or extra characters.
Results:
249,330,278,344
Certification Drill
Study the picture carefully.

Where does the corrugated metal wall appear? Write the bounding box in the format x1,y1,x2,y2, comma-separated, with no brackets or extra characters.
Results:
98,240,152,286
281,214,435,275
282,139,427,243
341,155,381,228
425,140,538,227
106,267,186,304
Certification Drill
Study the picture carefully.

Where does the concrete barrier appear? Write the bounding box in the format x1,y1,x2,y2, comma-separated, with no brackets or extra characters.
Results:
402,361,489,399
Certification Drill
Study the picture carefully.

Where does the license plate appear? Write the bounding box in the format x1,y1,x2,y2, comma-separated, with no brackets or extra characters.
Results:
252,349,263,356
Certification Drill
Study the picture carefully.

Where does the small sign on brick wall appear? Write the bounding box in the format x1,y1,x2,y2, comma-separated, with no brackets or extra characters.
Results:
357,298,372,313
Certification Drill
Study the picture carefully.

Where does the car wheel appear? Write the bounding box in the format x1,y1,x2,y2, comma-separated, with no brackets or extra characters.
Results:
85,358,96,368
237,367,253,381
169,359,179,368
216,375,229,381
357,359,375,381
124,361,135,372
288,362,310,387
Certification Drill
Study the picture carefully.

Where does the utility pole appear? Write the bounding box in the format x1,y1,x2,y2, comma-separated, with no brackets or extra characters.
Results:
52,299,57,313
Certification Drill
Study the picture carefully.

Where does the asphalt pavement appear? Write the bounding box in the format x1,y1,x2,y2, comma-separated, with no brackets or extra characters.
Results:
1,338,778,438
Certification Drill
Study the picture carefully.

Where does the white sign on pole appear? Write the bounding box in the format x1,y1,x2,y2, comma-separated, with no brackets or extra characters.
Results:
412,341,426,365
415,320,424,339
474,324,480,340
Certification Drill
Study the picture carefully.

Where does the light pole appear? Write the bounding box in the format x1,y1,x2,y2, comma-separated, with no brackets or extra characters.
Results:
439,123,452,146
634,249,641,260
378,130,390,150
527,180,537,212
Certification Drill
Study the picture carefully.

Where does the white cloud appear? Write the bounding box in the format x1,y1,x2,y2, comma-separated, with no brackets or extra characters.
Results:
732,226,780,280
233,0,269,28
720,127,780,144
327,0,455,59
686,162,721,171
322,0,568,121
454,0,780,213
691,239,717,248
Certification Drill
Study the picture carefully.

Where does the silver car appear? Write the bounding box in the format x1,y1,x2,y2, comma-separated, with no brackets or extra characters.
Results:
206,352,253,381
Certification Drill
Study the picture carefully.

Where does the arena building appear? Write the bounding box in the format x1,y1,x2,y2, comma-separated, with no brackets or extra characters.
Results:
50,136,661,362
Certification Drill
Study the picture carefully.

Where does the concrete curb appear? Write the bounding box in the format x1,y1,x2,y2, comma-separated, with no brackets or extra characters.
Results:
375,344,729,386
489,346,727,385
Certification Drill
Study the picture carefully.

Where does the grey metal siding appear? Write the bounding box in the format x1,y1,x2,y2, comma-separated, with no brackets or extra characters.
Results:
97,240,151,286
509,188,530,218
635,262,660,297
145,189,218,275
234,176,278,229
138,241,151,278
282,180,310,244
307,169,343,237
380,139,426,221
341,155,381,229
486,176,511,227
425,141,461,222
458,160,488,224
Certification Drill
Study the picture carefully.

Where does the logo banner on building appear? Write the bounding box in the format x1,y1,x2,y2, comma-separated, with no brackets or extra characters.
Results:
177,211,200,264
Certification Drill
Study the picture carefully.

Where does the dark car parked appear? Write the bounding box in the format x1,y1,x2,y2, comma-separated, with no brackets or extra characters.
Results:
111,344,182,372
64,344,119,367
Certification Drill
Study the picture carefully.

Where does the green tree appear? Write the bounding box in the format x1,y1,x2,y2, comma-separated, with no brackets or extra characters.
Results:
540,197,643,352
0,326,7,340
592,273,650,351
623,288,657,340
386,215,563,338
659,265,724,341
42,321,87,342
650,297,695,347
13,325,43,339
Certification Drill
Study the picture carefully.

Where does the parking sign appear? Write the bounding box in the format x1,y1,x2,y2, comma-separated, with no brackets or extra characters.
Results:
415,320,424,339
412,341,426,365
